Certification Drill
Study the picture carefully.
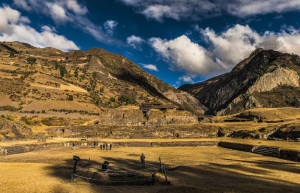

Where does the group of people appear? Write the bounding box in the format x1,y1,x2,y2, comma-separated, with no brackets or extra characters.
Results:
99,143,112,150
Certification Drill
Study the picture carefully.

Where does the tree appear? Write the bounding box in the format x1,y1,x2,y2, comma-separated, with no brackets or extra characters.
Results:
118,95,136,105
90,79,97,91
54,62,60,70
26,57,36,65
74,68,79,77
92,71,97,79
67,94,73,101
60,65,67,77
100,87,104,93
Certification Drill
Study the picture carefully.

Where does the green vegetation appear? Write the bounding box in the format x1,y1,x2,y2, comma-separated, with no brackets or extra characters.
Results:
20,117,41,126
99,86,104,93
67,94,74,101
89,79,97,91
0,106,19,111
74,68,79,77
5,115,15,121
54,62,60,70
26,57,37,65
118,95,136,105
59,65,67,77
92,71,97,78
109,97,115,102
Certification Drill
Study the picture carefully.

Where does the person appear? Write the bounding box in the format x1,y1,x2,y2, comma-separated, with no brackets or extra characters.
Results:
105,143,108,150
140,153,145,168
93,142,96,148
110,143,112,150
72,143,75,150
100,143,103,150
102,161,109,171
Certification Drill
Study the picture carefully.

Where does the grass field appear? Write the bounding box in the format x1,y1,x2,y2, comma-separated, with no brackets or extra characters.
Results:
0,145,299,193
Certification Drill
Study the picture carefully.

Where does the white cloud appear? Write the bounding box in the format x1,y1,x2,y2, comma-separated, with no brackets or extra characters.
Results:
66,0,88,15
47,3,69,22
175,75,194,87
14,0,120,45
119,0,300,21
142,5,178,22
13,0,31,11
126,35,145,49
202,24,300,68
142,64,158,71
104,20,118,35
149,35,222,76
228,0,300,17
202,24,261,68
0,5,79,51
150,24,300,78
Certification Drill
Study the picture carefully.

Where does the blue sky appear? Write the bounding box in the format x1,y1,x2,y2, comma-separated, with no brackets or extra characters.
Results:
1,0,300,87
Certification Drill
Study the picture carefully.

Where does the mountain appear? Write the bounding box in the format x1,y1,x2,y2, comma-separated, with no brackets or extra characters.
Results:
0,41,205,118
179,48,300,115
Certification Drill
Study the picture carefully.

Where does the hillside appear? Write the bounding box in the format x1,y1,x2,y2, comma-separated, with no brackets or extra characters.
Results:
179,49,300,115
0,41,205,117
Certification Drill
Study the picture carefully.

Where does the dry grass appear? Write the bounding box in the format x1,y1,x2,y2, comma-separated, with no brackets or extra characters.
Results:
0,146,299,193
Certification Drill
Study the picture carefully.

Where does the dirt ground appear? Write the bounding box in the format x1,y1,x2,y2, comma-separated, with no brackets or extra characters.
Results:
0,145,299,193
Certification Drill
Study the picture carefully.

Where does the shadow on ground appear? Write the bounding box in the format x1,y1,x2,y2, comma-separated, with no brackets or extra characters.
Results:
45,156,300,193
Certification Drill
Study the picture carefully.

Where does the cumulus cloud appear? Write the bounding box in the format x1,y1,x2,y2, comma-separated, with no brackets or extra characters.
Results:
142,64,158,71
0,5,78,51
119,0,300,21
202,24,300,68
126,35,145,49
150,24,300,78
104,20,118,35
174,75,195,87
201,24,261,68
14,0,120,44
149,35,221,76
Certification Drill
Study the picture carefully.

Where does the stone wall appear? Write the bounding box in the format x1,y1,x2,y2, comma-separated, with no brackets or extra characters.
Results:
146,109,198,126
98,107,144,126
47,124,218,139
218,141,300,162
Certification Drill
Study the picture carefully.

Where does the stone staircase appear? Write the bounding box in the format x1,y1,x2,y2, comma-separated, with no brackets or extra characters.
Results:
252,146,279,156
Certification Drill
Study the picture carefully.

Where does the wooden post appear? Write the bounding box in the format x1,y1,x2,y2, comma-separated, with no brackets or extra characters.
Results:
72,156,81,181
73,160,78,174
162,164,168,182
159,157,162,172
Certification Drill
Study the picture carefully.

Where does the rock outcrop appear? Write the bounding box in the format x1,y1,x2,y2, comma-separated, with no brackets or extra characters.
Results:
179,49,300,115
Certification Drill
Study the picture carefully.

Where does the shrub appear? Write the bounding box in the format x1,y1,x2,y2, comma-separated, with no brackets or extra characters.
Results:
118,95,136,105
6,115,15,121
110,97,115,102
74,68,79,77
92,72,97,78
60,65,67,77
67,94,74,101
100,87,104,93
26,57,37,65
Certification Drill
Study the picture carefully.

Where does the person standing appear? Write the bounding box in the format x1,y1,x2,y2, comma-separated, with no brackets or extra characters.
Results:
110,143,112,150
72,143,75,150
140,153,145,168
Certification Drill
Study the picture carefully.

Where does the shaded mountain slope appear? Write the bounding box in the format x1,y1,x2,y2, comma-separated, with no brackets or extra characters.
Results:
180,49,300,115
